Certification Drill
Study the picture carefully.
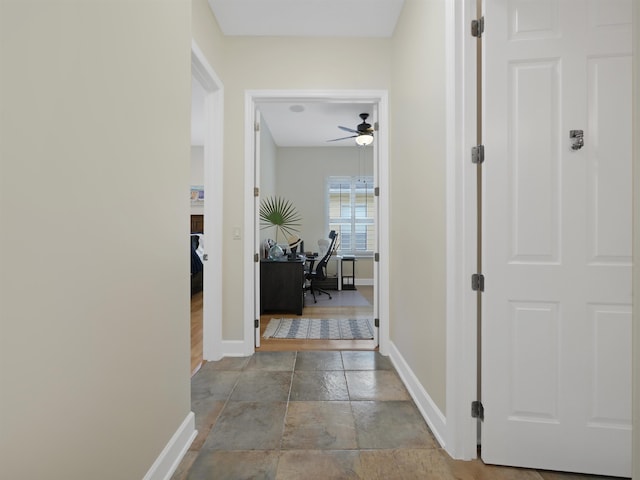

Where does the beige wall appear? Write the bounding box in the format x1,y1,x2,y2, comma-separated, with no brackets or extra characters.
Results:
191,0,226,74
217,37,391,339
275,146,375,280
260,120,278,202
191,146,205,185
275,146,373,250
0,1,192,479
191,146,204,215
390,0,448,413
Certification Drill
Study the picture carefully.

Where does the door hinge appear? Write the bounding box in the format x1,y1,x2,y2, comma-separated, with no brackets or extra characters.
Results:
254,253,260,262
471,400,484,420
471,17,485,38
374,186,380,197
255,122,260,132
374,252,380,262
254,319,259,328
471,273,485,292
374,318,380,327
472,145,485,164
254,187,259,197
374,121,379,131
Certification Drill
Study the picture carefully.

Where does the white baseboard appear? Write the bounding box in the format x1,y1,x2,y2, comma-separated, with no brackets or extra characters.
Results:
388,342,447,450
356,278,373,286
220,340,251,357
143,412,197,480
204,341,250,362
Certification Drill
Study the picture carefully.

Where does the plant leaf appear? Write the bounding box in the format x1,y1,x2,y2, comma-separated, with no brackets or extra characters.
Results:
259,196,302,242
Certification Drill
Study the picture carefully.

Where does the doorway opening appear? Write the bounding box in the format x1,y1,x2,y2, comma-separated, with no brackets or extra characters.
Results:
190,74,206,375
243,91,390,356
190,42,224,370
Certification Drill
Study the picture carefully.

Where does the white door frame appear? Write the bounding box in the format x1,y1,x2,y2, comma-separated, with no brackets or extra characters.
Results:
191,40,224,361
633,5,640,476
634,6,640,478
242,90,390,356
444,0,480,460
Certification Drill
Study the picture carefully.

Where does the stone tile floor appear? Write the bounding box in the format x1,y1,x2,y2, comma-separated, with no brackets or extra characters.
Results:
171,351,625,480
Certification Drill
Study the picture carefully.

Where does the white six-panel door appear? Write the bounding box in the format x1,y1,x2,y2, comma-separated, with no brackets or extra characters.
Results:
482,0,632,476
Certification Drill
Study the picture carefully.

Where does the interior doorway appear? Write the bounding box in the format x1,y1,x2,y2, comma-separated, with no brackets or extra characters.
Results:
190,42,224,365
243,90,390,356
190,74,205,375
256,102,376,351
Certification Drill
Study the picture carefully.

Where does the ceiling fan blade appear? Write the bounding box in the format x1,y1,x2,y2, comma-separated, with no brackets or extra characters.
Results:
338,126,359,134
327,135,357,142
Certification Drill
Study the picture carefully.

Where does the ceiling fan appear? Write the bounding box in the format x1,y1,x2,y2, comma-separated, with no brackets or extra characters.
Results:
327,113,374,145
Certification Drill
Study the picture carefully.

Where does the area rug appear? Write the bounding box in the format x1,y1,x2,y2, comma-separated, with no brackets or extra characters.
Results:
263,318,374,340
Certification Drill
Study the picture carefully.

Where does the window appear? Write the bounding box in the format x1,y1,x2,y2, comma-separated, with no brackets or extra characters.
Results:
327,176,375,255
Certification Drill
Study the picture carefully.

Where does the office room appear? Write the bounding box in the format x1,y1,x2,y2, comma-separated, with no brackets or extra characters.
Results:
256,102,377,350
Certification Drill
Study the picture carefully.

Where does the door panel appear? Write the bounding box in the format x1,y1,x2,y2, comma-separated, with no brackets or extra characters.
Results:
508,301,560,421
508,59,561,263
482,0,632,476
587,56,633,264
589,305,632,424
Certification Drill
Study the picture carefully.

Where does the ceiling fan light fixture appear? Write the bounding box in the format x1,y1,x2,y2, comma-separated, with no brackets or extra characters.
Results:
355,133,373,146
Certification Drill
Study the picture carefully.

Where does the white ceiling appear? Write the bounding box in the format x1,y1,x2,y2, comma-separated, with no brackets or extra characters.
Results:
207,0,404,37
191,0,405,147
257,101,376,147
192,92,377,148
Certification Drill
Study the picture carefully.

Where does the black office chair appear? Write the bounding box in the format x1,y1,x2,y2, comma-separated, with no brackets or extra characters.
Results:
305,230,338,303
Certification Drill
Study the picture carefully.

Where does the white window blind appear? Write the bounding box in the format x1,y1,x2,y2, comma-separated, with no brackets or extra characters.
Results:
327,176,375,255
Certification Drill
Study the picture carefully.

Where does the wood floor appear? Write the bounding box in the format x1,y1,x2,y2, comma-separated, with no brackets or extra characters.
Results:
190,291,203,376
189,287,375,375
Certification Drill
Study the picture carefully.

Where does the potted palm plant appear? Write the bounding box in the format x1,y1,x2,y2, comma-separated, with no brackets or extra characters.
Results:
259,196,302,258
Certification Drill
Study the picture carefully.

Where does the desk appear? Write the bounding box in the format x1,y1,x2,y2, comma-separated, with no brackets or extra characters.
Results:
260,257,305,315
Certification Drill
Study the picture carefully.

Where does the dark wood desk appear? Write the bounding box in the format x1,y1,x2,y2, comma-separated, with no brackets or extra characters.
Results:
260,257,306,315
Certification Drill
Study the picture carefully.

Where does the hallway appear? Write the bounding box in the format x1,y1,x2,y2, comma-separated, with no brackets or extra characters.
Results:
171,351,623,480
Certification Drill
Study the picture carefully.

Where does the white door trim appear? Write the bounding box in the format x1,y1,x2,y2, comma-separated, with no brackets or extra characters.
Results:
243,90,390,356
634,5,640,478
191,40,224,361
444,0,480,460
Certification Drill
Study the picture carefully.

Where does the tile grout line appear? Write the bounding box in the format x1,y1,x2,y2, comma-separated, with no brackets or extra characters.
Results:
277,351,298,458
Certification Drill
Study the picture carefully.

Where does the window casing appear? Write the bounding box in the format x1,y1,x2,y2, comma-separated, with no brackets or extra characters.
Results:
327,176,375,255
